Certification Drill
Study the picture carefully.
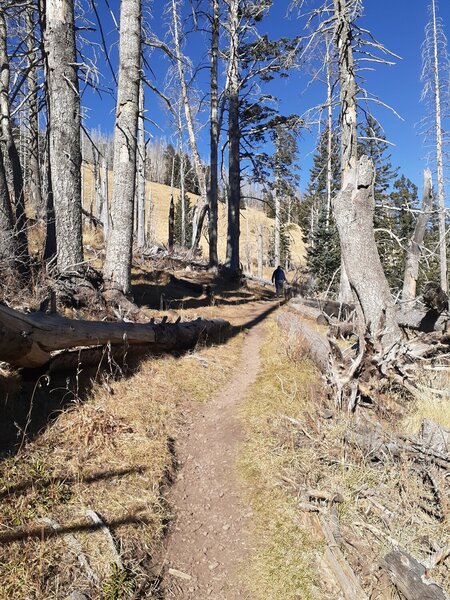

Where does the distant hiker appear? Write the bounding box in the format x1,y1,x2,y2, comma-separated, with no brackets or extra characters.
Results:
271,265,286,297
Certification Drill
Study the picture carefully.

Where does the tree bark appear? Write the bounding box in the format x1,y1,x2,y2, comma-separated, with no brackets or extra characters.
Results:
382,549,447,600
25,8,43,219
136,77,146,249
168,194,175,251
332,156,401,348
430,0,447,293
0,12,30,269
0,303,230,368
103,0,141,293
225,0,241,274
402,169,433,302
208,0,219,266
0,144,16,263
170,0,208,252
333,0,357,305
44,0,83,272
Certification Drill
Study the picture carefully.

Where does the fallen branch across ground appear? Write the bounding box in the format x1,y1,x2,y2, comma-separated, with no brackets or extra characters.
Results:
0,303,230,368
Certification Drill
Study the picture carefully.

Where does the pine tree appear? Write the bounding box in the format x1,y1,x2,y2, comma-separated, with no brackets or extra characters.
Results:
307,206,341,294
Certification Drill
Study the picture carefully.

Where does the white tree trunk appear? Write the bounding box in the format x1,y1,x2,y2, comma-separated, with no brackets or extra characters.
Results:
136,77,146,249
225,0,240,274
274,191,281,266
431,0,448,293
402,169,433,302
44,0,83,272
103,0,141,293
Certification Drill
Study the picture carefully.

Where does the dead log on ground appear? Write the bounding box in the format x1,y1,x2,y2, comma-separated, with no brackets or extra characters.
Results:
0,303,230,368
382,548,448,600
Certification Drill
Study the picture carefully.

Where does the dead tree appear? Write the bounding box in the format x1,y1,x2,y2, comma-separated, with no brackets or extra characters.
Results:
225,0,241,275
421,0,449,293
0,11,30,269
170,0,208,251
0,303,230,368
44,0,83,272
208,0,219,266
402,169,433,302
103,0,141,295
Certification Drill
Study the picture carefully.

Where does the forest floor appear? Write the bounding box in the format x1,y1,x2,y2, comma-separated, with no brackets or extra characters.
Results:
0,264,448,600
156,308,269,599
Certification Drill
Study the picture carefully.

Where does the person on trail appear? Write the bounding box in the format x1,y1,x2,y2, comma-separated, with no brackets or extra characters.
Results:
271,265,286,297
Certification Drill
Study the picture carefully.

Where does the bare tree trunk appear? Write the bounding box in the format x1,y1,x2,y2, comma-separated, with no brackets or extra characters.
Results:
208,0,219,266
402,169,433,302
170,0,208,251
333,0,357,304
333,156,401,347
0,144,17,264
325,33,334,229
100,156,109,242
333,0,400,348
168,194,175,251
257,223,263,279
274,191,281,266
103,0,141,293
136,77,146,249
25,8,43,219
0,12,29,269
431,0,447,293
44,0,83,272
225,0,240,274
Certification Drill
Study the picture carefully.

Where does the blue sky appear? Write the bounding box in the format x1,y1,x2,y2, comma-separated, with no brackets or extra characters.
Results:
81,0,450,197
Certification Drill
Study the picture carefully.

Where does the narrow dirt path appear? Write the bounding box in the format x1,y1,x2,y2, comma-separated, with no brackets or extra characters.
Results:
158,305,274,599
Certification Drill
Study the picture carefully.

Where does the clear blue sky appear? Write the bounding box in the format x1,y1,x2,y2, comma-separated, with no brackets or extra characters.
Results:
81,0,450,198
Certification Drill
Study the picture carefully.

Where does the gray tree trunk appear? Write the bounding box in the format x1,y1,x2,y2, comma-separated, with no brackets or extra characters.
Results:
208,0,219,266
430,0,447,293
25,8,43,219
0,144,17,264
0,12,29,269
136,77,146,249
332,156,401,348
333,0,357,304
44,0,83,272
103,0,141,293
100,156,109,242
402,169,433,302
225,0,240,274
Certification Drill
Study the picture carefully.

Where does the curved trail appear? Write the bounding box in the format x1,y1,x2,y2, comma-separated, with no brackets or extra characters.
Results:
159,306,273,599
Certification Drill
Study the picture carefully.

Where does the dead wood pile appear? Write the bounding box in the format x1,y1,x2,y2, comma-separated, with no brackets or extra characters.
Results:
277,308,450,600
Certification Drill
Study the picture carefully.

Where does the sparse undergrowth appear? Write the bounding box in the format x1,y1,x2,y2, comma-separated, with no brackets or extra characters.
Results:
239,315,449,599
0,334,243,600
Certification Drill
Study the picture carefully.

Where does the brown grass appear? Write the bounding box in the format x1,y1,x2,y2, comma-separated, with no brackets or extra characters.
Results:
0,333,244,599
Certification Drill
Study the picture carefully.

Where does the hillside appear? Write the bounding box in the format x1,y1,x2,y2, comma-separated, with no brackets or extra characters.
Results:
82,165,306,277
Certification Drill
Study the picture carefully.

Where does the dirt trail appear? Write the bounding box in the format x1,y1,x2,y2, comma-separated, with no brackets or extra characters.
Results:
159,303,276,599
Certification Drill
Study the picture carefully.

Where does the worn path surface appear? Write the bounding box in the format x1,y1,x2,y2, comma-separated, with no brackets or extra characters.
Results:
159,301,277,599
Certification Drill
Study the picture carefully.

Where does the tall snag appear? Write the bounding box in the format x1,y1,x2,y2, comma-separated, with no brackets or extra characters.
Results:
332,0,401,348
44,0,83,272
103,0,141,295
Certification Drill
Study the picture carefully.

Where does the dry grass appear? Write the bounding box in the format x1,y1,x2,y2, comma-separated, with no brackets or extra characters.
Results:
238,320,325,600
402,369,450,433
238,314,450,599
0,333,244,599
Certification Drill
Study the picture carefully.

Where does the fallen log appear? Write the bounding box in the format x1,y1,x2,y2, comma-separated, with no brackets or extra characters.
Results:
397,306,449,333
382,548,448,600
0,303,230,368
